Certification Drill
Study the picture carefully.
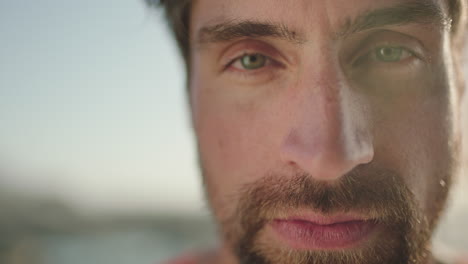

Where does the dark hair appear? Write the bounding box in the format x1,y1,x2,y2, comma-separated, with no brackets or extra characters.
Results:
149,0,467,91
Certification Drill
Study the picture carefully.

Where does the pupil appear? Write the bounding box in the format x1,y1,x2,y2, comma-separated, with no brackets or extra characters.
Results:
383,48,392,56
250,55,258,62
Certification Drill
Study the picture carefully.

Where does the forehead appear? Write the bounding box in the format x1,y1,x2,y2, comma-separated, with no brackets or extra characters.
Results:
190,0,447,40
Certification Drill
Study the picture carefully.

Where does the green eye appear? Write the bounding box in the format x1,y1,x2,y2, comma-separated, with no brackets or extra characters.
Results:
375,47,404,62
240,54,267,70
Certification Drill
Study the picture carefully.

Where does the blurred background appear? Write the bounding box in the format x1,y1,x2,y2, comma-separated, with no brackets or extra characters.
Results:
0,1,466,264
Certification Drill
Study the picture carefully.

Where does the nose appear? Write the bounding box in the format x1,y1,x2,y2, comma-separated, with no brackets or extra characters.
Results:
280,63,374,181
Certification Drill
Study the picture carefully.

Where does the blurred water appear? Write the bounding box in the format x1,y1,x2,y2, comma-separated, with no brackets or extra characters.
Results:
40,227,214,264
0,215,217,264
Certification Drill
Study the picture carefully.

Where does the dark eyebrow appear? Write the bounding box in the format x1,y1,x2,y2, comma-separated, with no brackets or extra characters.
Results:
338,1,451,38
196,20,306,46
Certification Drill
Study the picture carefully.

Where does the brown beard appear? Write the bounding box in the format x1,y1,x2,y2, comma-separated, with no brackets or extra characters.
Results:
219,164,450,264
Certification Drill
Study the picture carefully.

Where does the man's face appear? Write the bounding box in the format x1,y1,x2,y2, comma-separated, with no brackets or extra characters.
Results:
189,0,460,263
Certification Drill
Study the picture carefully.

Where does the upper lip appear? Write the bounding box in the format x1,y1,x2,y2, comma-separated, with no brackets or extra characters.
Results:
275,212,373,225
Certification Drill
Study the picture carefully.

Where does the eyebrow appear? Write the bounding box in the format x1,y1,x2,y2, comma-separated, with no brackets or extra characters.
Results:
338,1,450,37
196,20,305,46
195,1,450,46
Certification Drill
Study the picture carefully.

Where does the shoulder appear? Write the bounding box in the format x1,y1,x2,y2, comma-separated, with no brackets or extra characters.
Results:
434,243,468,264
161,250,218,264
161,254,201,264
435,256,468,264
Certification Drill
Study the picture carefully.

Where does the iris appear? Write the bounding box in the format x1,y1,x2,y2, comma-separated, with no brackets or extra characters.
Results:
376,47,404,62
240,54,267,70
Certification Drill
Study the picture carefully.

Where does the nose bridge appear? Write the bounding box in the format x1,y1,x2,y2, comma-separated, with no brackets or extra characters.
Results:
297,65,349,155
281,60,374,180
315,68,345,144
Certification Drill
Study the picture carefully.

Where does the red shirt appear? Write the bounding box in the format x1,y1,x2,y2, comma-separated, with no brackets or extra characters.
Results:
163,256,199,264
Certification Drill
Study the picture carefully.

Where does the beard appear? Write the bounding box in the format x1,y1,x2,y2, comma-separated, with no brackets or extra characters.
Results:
214,164,452,264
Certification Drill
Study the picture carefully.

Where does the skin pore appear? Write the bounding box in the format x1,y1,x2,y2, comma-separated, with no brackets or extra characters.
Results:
188,0,461,263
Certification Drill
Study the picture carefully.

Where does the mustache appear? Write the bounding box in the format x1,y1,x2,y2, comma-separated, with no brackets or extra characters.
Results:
235,164,416,227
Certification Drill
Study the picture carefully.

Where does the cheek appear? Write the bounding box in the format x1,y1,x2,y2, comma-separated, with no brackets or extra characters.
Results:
197,110,250,173
193,93,278,189
373,88,453,214
193,96,287,222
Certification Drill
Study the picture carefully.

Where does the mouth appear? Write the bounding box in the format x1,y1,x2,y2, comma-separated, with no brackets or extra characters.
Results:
269,213,379,250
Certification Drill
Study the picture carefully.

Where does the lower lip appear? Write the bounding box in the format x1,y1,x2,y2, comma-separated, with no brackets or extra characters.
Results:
271,219,377,250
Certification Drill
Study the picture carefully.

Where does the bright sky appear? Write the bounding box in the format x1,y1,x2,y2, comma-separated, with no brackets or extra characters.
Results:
0,0,203,215
0,1,466,217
